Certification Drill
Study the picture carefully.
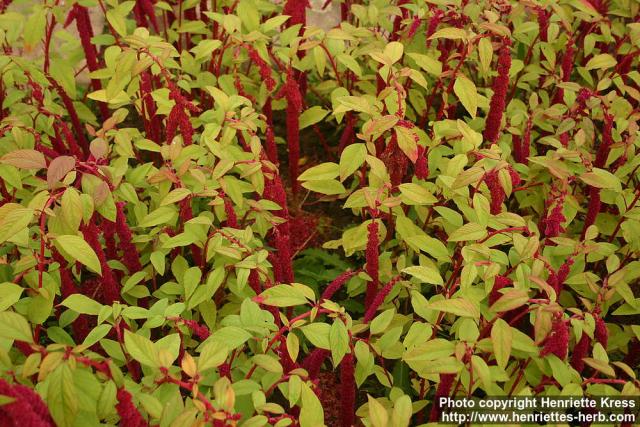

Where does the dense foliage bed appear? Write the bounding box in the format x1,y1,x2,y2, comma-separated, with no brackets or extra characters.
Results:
0,0,639,426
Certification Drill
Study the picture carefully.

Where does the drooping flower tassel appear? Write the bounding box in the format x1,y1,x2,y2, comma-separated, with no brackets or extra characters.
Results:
302,348,330,379
364,219,380,310
115,202,142,273
540,315,569,359
570,332,590,372
116,388,149,427
514,117,531,164
339,353,356,427
364,276,402,323
483,38,512,144
553,38,575,104
542,195,566,238
0,379,56,427
594,314,608,348
429,373,456,422
82,221,121,304
415,145,429,179
536,8,550,42
322,269,359,301
65,4,108,120
276,68,303,194
484,170,505,214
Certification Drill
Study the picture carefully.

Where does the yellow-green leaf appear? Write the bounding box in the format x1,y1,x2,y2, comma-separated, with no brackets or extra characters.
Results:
453,75,478,118
491,318,512,370
55,235,102,275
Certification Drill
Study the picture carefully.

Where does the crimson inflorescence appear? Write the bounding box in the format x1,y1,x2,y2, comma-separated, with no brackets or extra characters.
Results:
116,388,148,427
540,315,569,360
0,379,55,427
339,353,355,427
82,221,121,304
364,219,380,310
484,38,512,144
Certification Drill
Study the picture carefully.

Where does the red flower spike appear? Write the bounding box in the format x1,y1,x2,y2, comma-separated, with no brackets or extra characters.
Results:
594,315,608,348
223,196,238,228
483,39,512,144
246,46,276,91
364,276,402,323
425,9,443,47
116,202,142,274
536,8,550,42
82,221,121,304
540,316,569,360
302,348,330,379
407,16,422,39
365,220,380,310
484,170,505,214
103,219,117,260
283,0,308,28
570,332,590,372
415,146,429,179
116,388,148,427
339,353,355,427
322,269,359,301
429,373,456,422
183,319,211,340
0,379,56,427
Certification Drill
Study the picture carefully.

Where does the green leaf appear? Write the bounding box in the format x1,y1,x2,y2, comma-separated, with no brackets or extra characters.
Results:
329,320,349,366
54,235,102,275
0,203,34,244
427,298,480,319
301,323,331,349
384,41,404,64
453,76,478,118
139,206,177,227
368,395,389,427
490,289,529,313
81,324,112,348
198,340,229,372
160,188,192,206
407,53,442,76
447,223,487,242
299,106,329,130
207,326,252,350
579,168,621,191
47,363,78,427
60,294,104,315
391,395,412,427
478,37,493,73
339,143,367,181
429,27,467,40
106,10,127,36
259,284,310,307
299,382,324,427
0,283,24,312
491,318,512,370
23,7,47,48
337,54,362,76
298,163,339,181
398,183,437,205
150,251,166,275
585,53,617,70
402,265,443,285
301,179,346,195
0,311,33,342
124,329,161,368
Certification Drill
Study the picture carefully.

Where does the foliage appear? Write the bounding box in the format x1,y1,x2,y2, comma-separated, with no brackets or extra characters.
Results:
0,0,639,425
